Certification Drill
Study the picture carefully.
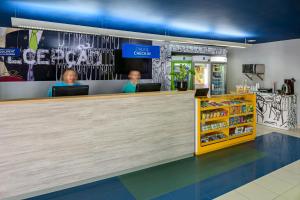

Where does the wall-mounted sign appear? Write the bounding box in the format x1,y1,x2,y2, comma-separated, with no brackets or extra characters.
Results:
0,48,20,57
122,44,160,59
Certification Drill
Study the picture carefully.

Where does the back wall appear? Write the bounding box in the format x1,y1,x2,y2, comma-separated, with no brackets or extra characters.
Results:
227,39,300,123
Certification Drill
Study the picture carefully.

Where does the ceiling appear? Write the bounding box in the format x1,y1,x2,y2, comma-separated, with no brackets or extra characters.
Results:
1,0,300,44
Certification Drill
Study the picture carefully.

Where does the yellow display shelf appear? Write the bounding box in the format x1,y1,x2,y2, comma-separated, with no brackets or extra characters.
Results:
229,122,253,128
201,127,228,135
201,116,228,122
201,137,228,146
229,132,253,140
201,105,228,111
229,112,254,117
228,103,252,107
195,93,257,155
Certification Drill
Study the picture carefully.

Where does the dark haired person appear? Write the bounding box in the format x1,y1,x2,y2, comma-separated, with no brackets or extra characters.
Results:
48,69,80,97
122,70,141,93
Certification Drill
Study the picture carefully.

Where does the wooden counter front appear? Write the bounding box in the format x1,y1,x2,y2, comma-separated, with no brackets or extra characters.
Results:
0,91,195,200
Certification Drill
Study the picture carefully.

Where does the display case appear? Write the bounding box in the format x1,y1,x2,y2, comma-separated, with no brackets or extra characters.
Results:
195,93,256,155
211,63,226,95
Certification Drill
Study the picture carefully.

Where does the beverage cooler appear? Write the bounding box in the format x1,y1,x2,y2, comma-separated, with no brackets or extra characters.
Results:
210,56,227,95
193,56,211,89
171,55,227,93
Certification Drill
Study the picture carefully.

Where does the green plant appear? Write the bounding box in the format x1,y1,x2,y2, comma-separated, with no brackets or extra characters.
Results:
170,64,195,82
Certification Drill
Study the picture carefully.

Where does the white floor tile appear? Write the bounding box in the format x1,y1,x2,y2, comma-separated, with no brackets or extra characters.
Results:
254,174,294,195
274,195,288,200
276,184,300,200
256,125,300,138
283,160,300,175
272,167,300,186
214,190,248,200
236,182,278,200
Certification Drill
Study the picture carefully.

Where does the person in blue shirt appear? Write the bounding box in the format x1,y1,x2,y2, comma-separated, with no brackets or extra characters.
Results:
48,69,80,97
122,70,141,93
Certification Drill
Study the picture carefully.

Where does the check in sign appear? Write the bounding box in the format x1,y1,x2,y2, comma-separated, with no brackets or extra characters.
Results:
122,44,160,59
0,48,20,56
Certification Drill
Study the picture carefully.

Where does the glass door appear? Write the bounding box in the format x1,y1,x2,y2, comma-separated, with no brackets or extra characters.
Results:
211,63,226,95
194,63,210,89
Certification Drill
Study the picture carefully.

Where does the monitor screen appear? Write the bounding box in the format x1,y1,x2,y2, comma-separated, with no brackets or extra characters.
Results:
52,85,89,97
195,88,209,97
136,83,161,93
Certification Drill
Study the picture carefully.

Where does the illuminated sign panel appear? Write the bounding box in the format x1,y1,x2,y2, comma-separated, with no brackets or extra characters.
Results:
122,44,160,59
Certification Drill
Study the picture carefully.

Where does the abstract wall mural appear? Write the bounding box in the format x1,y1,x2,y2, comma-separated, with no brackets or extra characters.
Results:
152,41,172,90
256,93,297,130
0,27,152,82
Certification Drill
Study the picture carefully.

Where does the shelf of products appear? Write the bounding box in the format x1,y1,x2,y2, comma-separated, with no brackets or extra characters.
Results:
229,115,253,126
201,132,227,146
229,126,254,139
230,112,254,117
200,101,227,111
229,122,253,128
201,122,227,133
201,100,254,111
201,109,228,122
222,100,246,105
195,94,256,155
229,104,254,116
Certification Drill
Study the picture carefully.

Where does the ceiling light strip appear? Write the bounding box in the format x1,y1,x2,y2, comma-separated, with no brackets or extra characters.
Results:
11,17,251,48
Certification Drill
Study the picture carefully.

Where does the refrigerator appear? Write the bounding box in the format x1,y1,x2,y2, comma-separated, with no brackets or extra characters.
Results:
192,56,211,90
171,56,193,90
210,56,227,95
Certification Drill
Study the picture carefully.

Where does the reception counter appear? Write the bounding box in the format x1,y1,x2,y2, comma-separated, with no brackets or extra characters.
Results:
0,91,195,200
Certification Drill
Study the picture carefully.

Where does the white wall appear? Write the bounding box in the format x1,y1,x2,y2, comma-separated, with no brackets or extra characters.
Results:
227,39,300,122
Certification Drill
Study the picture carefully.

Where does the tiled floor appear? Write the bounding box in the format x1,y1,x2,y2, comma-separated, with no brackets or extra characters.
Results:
256,124,300,138
215,125,300,200
215,160,300,200
26,125,300,200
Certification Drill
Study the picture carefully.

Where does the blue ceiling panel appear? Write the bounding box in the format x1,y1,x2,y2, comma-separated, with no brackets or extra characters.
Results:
1,0,300,43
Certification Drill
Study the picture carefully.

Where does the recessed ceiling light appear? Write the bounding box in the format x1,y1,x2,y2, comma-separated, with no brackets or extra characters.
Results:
247,39,256,43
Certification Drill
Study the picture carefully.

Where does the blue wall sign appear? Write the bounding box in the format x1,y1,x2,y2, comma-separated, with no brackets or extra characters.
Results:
0,48,20,56
122,44,160,59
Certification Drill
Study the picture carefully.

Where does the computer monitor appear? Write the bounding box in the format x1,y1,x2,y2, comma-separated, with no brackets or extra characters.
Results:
52,85,89,97
136,83,161,93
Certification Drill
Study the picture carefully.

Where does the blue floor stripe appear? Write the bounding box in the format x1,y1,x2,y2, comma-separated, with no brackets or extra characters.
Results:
26,177,135,200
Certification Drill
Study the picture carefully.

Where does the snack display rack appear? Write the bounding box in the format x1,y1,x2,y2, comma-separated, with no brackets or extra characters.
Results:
195,93,256,155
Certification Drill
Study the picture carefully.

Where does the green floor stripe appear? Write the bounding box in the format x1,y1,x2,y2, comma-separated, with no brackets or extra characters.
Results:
119,145,266,200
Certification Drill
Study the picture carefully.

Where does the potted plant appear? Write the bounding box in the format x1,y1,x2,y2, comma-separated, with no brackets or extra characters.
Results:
170,64,195,91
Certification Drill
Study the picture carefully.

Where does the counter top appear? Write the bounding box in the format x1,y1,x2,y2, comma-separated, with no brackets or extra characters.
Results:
0,90,195,105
